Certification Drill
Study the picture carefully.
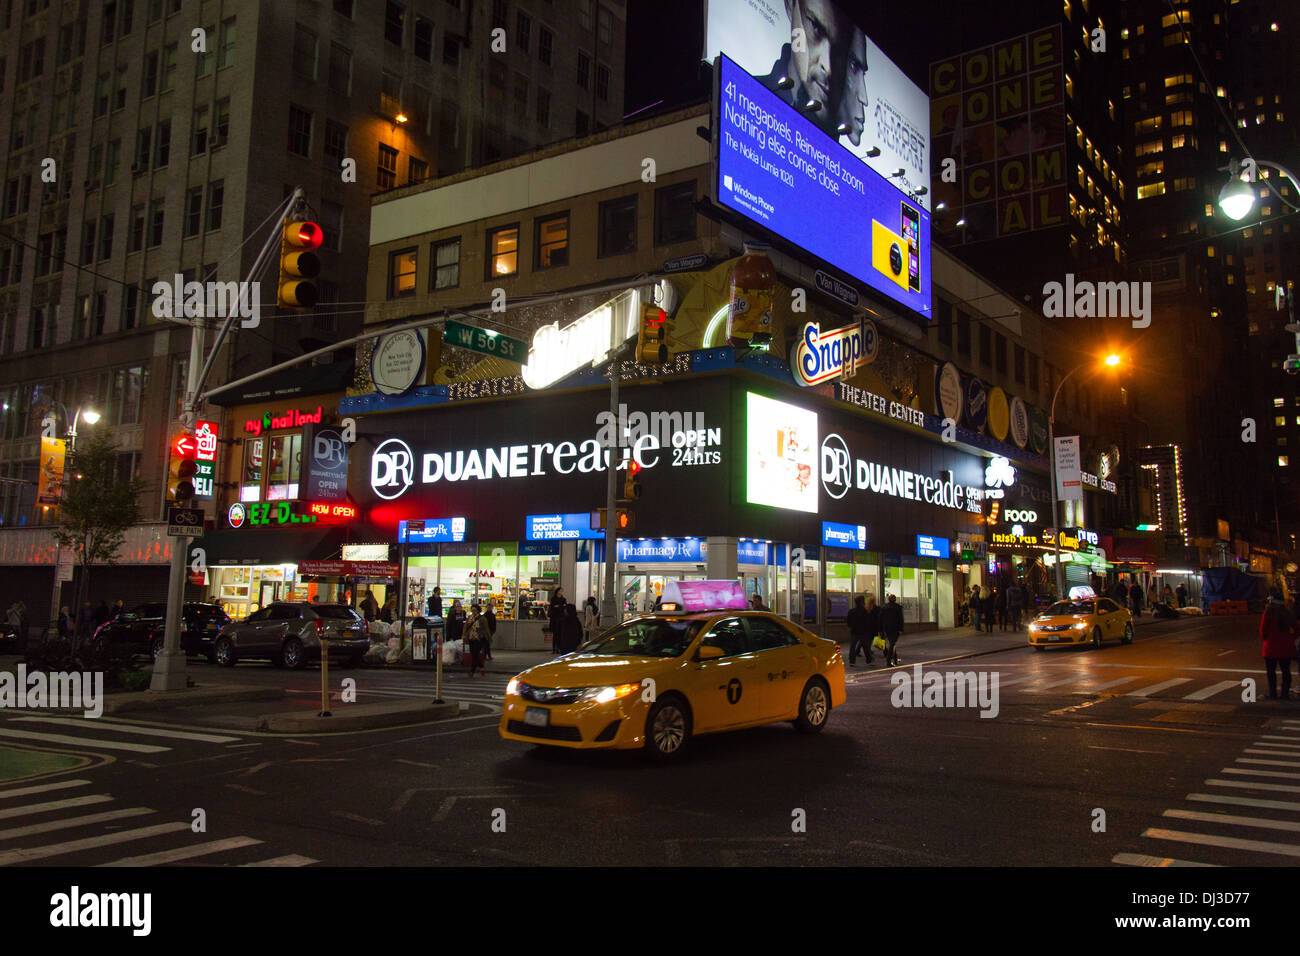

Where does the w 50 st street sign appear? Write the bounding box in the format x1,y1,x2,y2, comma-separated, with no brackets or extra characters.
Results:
444,320,527,362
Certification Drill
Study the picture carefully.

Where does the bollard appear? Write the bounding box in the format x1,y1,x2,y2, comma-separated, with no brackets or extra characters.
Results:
433,633,444,704
319,638,332,717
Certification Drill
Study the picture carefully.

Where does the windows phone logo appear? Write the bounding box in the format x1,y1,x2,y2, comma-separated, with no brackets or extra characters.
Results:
723,175,733,191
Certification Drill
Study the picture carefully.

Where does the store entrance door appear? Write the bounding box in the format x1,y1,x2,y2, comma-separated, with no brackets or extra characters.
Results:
258,580,282,610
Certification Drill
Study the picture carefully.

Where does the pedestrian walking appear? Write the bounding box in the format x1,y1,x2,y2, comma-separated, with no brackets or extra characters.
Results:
981,589,995,633
846,595,876,666
547,587,568,650
583,596,600,632
1175,583,1187,608
994,587,1007,630
1129,581,1144,618
557,602,584,656
1261,588,1295,700
464,604,489,677
426,586,443,618
57,605,71,639
970,585,983,632
360,589,379,622
446,599,465,644
483,605,496,660
1007,581,1025,630
880,594,904,666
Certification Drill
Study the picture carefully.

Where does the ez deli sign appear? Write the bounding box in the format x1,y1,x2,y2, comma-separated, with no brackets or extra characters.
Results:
370,423,724,501
821,433,984,513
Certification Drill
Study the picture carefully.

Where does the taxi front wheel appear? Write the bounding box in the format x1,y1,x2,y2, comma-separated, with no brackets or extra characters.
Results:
644,696,691,759
794,679,830,734
1122,623,1134,644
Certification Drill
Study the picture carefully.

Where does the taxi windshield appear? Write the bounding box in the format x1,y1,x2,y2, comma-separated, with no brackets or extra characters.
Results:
1044,600,1095,616
582,618,704,658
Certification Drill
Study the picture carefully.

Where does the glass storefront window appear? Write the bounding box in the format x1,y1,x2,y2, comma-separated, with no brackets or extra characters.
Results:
854,557,880,603
518,550,560,620
242,438,263,501
478,542,517,619
825,557,853,620
266,434,302,501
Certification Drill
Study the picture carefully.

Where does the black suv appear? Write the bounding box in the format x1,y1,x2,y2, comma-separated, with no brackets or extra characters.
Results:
91,602,232,663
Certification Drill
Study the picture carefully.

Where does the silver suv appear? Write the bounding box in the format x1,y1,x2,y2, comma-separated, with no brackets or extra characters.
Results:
213,602,369,669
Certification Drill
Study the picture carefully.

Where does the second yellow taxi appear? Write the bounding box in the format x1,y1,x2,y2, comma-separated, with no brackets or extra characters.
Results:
1027,591,1134,650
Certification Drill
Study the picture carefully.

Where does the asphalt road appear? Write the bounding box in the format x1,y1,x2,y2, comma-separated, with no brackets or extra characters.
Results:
1,613,1294,868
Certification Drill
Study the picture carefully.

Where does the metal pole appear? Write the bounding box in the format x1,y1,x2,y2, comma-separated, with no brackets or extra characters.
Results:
1050,414,1063,599
319,639,331,716
600,356,620,627
433,623,444,704
45,407,74,642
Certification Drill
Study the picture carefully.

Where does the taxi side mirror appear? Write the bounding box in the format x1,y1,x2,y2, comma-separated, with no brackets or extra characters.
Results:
696,644,724,661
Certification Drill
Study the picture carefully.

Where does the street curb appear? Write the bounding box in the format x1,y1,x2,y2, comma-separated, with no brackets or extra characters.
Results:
258,699,462,733
102,685,285,715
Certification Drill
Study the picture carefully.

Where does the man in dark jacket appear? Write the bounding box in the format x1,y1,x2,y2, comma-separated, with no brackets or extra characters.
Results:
880,594,904,666
548,588,568,651
483,606,496,661
1129,581,1144,618
846,595,875,666
970,585,983,632
1175,583,1187,608
426,586,443,619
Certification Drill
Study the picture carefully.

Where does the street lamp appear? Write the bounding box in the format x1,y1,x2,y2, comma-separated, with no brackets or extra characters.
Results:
1048,353,1122,598
1217,158,1300,222
42,402,101,640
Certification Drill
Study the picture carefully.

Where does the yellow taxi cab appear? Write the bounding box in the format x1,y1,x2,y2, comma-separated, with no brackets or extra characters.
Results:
1027,587,1133,650
499,580,846,759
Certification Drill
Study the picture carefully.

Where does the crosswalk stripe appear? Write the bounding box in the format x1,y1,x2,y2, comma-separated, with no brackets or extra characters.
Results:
1165,809,1300,832
1188,793,1300,812
1128,678,1193,697
12,717,240,743
1112,851,1217,867
1223,767,1300,780
988,676,1035,687
1088,676,1141,691
1144,827,1300,858
0,822,192,865
0,779,92,800
1245,748,1300,757
98,835,263,867
1023,677,1079,691
0,808,154,841
1206,779,1300,794
0,728,168,754
1238,757,1300,768
1256,737,1300,746
240,854,317,867
0,795,112,820
1182,680,1241,701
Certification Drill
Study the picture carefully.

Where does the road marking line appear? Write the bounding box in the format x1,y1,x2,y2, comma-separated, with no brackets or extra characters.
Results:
0,728,168,753
0,779,91,800
1144,827,1300,858
1245,749,1300,757
1087,676,1141,691
1188,793,1300,812
97,835,263,867
223,784,266,795
1182,680,1242,701
1223,768,1300,780
1112,852,1218,868
241,762,273,776
330,811,383,826
240,854,317,867
1165,809,1300,832
1024,677,1080,691
393,759,439,769
1088,745,1166,754
0,807,154,840
1207,779,1300,794
1237,757,1300,768
0,822,192,865
0,795,112,820
1256,737,1300,746
11,717,240,743
1128,678,1194,697
1218,650,1235,657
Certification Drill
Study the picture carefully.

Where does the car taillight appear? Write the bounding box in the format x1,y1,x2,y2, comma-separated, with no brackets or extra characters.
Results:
314,618,324,639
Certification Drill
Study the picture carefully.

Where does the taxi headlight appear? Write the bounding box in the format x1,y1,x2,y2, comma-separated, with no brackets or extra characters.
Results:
579,683,643,704
506,678,520,696
1071,622,1090,630
1028,622,1042,631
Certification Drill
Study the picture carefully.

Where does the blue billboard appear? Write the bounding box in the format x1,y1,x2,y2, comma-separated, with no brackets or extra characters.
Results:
822,521,868,549
916,534,950,559
525,513,602,541
716,55,932,319
399,518,470,543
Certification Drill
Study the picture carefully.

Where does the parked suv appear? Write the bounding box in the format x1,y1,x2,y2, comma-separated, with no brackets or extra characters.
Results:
213,602,369,669
90,602,232,663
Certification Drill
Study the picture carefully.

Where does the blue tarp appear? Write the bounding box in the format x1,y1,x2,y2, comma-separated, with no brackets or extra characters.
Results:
1201,567,1265,611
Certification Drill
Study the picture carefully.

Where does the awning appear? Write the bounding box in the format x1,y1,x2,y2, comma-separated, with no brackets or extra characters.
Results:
197,528,346,566
298,560,400,579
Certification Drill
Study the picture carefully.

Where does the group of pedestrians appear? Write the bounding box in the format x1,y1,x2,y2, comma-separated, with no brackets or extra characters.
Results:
965,581,1029,633
545,588,601,657
845,593,905,667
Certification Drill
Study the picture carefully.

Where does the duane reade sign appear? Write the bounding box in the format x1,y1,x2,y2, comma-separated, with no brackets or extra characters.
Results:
521,288,641,389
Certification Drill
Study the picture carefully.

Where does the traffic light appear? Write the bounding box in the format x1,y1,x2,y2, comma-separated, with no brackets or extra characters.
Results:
168,433,199,503
637,303,667,364
622,459,643,501
590,508,635,531
277,220,324,309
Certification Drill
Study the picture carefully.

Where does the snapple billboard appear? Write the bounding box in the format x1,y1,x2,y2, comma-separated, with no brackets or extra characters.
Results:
714,55,932,319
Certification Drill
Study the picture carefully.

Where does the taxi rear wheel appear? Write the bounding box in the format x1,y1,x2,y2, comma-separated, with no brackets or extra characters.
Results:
644,696,691,759
794,679,830,734
1122,623,1134,644
1092,627,1104,649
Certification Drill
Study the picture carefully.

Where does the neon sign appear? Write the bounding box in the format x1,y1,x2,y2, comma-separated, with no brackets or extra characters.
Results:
244,405,324,436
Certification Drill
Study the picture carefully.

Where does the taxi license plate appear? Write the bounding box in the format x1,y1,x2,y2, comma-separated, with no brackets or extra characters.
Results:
524,707,549,727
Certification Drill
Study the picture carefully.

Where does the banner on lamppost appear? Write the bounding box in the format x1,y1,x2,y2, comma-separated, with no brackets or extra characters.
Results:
37,436,67,505
1054,435,1083,501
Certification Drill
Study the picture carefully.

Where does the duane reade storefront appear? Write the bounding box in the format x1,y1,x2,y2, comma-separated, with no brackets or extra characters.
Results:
347,368,998,645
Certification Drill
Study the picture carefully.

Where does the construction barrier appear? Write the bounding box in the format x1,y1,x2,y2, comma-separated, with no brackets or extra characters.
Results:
1209,600,1250,615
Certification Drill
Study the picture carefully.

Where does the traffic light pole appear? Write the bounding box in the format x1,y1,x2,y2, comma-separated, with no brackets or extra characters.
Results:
599,353,621,629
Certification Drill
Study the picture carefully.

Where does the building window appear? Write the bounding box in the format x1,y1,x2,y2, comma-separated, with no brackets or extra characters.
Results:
111,366,149,425
654,181,696,246
328,42,351,95
491,0,507,30
80,222,97,266
324,120,348,167
535,214,569,269
153,120,171,168
596,63,610,101
408,157,429,184
184,186,203,237
377,144,398,189
539,26,553,66
98,214,113,260
113,65,127,110
18,38,44,82
160,43,176,91
414,17,432,61
384,1,405,46
513,74,529,122
129,203,145,251
388,248,417,298
320,201,344,252
123,285,141,329
1136,182,1165,199
598,195,637,257
293,23,317,79
148,199,165,246
133,126,152,170
218,16,237,68
598,6,613,45
29,307,47,349
577,51,590,89
431,238,460,290
978,323,991,366
141,50,158,97
381,70,402,120
206,180,224,231
516,10,531,53
487,225,519,277
994,332,1007,375
213,98,230,148
287,105,312,157
191,107,208,154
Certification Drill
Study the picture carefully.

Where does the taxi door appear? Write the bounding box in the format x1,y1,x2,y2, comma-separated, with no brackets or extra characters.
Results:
1098,598,1120,638
745,615,815,720
690,617,763,732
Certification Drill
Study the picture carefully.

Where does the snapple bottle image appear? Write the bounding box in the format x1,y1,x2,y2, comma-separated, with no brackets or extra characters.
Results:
728,242,776,346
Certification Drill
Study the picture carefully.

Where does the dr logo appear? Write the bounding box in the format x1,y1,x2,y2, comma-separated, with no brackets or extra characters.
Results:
725,678,743,704
820,433,851,500
371,438,414,500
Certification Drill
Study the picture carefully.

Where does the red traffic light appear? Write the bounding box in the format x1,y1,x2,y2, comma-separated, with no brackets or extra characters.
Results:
628,461,643,475
286,220,324,249
173,435,196,457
